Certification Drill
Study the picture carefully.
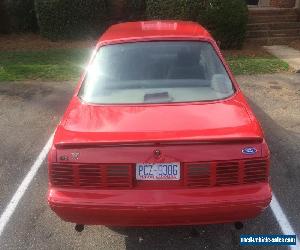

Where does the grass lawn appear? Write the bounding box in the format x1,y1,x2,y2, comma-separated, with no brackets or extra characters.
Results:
226,56,289,75
0,49,92,81
0,48,289,81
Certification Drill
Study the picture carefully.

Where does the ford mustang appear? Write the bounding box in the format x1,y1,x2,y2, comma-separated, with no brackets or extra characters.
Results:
48,21,272,227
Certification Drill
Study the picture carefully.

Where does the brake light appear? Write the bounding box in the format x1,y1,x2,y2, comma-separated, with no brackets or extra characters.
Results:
49,164,133,189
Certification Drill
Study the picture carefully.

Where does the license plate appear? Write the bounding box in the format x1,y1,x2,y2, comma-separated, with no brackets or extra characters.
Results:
136,163,180,181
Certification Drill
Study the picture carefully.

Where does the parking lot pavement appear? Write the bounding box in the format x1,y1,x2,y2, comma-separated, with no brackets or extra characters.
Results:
0,81,74,214
0,73,299,249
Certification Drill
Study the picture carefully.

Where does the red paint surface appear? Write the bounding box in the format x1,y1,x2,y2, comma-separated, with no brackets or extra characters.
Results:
49,183,271,226
48,21,272,226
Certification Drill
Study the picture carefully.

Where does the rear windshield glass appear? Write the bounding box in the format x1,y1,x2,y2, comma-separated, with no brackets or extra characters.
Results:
79,41,234,104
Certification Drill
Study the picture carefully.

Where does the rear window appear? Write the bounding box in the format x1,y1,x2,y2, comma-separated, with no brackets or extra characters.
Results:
79,41,234,104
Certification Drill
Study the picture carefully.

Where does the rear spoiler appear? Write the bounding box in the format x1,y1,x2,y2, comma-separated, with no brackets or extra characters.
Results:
55,137,263,149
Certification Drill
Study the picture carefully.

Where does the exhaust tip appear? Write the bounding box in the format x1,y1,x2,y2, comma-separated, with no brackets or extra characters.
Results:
234,222,244,230
75,224,85,232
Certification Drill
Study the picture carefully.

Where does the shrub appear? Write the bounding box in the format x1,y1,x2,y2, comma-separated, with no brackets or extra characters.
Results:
107,0,126,20
35,0,108,40
145,0,248,49
0,0,10,33
5,0,38,32
201,0,248,49
126,0,146,20
146,0,204,21
106,0,146,21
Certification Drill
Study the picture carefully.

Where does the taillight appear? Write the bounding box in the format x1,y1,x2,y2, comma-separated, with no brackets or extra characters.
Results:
185,163,210,187
49,164,133,189
185,158,269,188
216,161,239,186
244,159,269,184
49,158,269,189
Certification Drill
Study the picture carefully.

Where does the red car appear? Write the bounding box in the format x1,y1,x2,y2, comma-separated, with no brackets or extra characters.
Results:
48,21,272,227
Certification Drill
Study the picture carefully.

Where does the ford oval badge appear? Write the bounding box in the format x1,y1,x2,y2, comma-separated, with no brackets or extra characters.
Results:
242,147,257,155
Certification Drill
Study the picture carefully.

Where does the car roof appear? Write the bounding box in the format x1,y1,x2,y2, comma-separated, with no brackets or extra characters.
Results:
98,21,213,45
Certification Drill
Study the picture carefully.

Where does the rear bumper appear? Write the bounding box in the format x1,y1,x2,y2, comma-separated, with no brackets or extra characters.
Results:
48,183,272,226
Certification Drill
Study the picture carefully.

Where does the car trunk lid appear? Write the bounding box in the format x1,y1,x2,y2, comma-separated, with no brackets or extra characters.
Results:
56,95,262,150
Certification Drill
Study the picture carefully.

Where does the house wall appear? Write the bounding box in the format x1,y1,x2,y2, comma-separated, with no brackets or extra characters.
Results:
270,0,296,8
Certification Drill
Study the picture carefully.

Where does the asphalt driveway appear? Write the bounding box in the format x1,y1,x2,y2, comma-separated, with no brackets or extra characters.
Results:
0,73,299,249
